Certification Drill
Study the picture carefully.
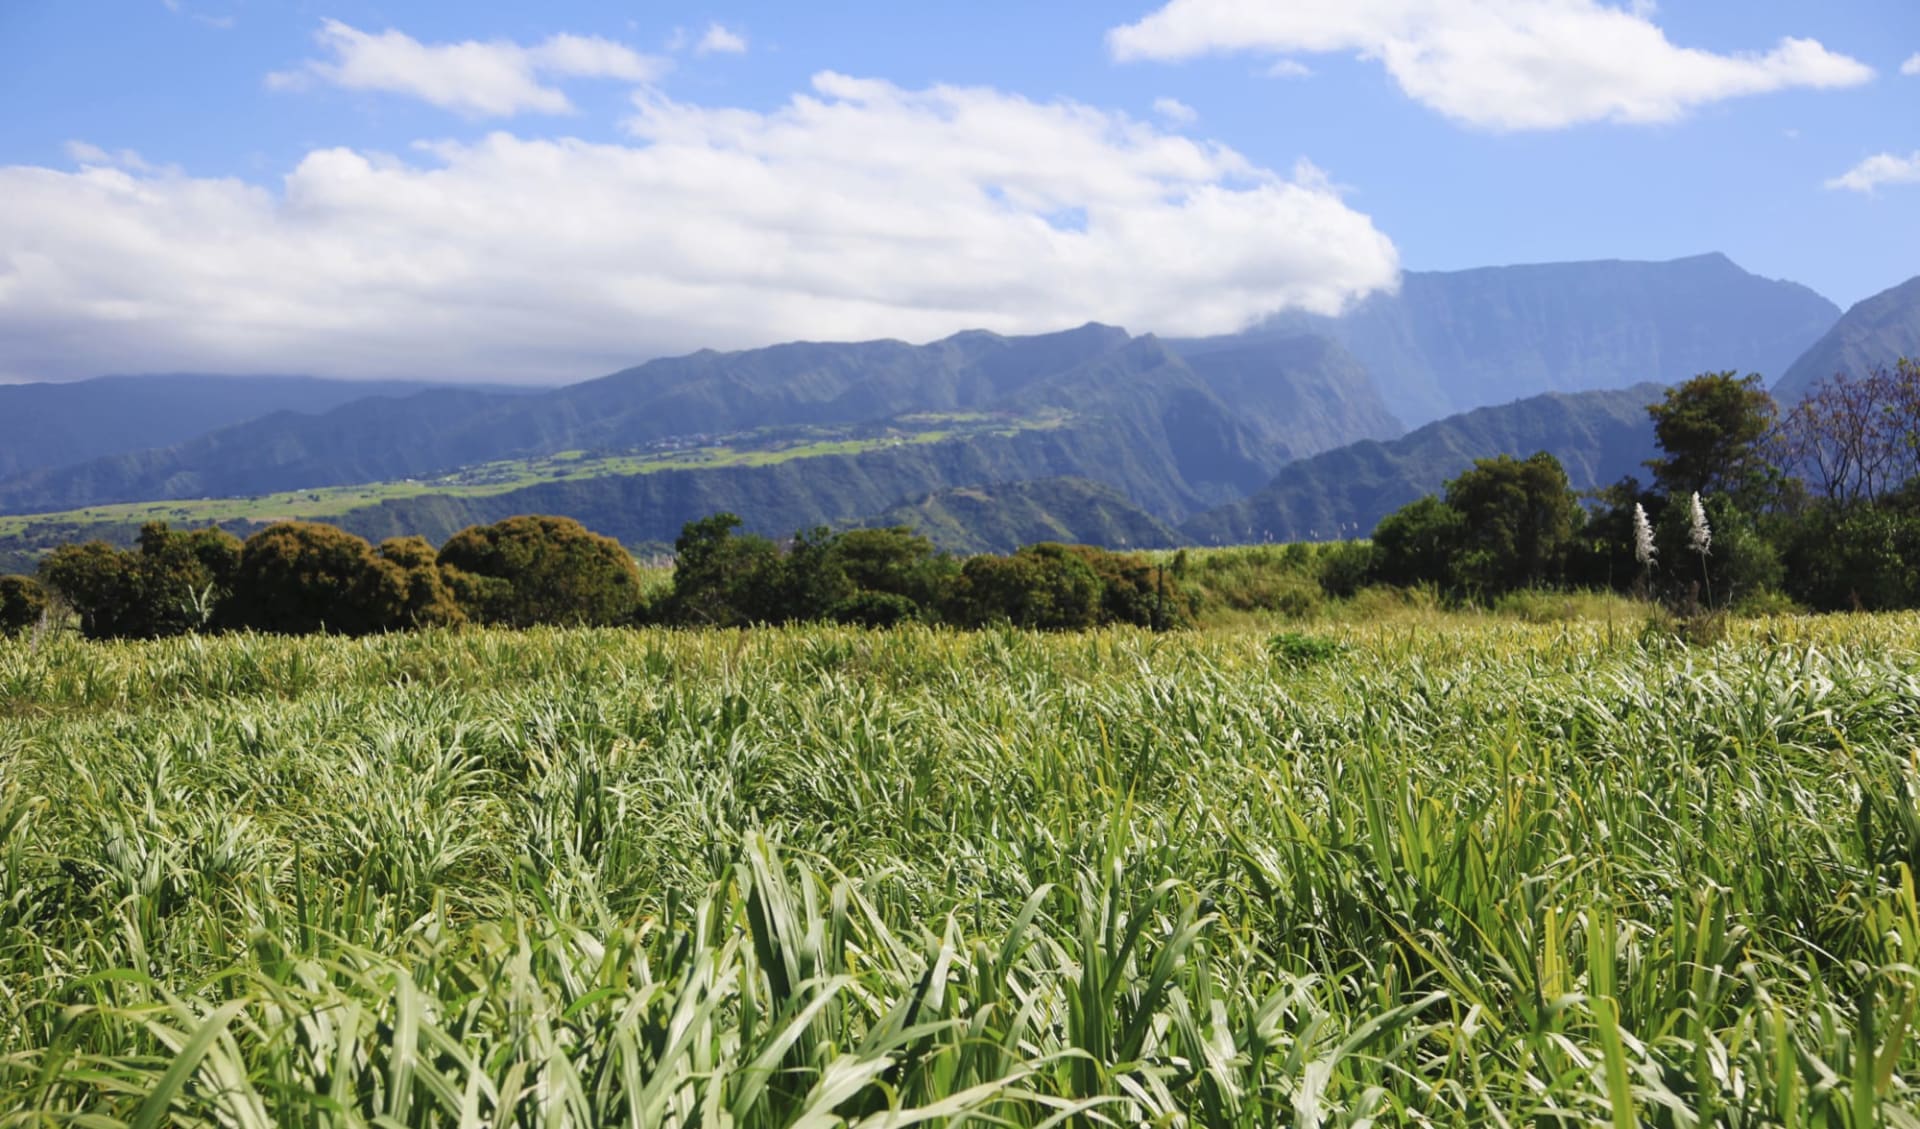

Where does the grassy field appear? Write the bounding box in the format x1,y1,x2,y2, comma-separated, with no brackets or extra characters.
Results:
3,615,1919,1125
0,410,1072,542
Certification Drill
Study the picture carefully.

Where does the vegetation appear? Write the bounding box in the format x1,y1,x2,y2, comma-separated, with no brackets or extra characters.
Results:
439,515,643,628
3,617,1918,1123
0,574,46,634
1365,364,1920,615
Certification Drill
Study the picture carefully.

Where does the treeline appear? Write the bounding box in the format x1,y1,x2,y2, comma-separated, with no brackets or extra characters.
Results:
6,360,1917,639
0,512,1190,640
1359,361,1920,612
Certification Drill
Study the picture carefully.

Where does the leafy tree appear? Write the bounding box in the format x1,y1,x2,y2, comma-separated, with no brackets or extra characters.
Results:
768,527,856,623
1051,543,1190,629
375,537,467,629
662,513,784,627
1370,496,1465,590
830,527,956,609
1645,372,1779,504
439,516,642,628
229,522,400,635
134,522,240,636
0,574,48,635
1368,453,1580,598
1566,477,1659,593
1446,452,1582,595
39,541,145,639
952,545,1101,630
1313,541,1377,600
1779,488,1920,610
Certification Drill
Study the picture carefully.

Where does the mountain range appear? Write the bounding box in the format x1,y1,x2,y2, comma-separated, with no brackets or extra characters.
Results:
0,253,1914,565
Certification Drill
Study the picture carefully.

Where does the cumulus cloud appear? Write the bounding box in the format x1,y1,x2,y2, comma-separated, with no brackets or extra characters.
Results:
1152,96,1197,123
266,20,666,117
696,23,748,55
1825,152,1920,194
1264,59,1312,79
1109,0,1874,130
0,73,1399,383
1903,53,1920,77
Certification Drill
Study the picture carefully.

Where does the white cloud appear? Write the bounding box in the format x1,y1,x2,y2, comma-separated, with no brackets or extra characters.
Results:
1152,96,1197,123
0,73,1399,383
696,23,748,55
266,20,666,117
1902,53,1920,76
1109,0,1874,131
63,142,152,171
1825,152,1920,194
1264,59,1312,79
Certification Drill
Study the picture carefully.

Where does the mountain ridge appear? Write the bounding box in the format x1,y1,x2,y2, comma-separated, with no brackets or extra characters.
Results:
1773,274,1920,403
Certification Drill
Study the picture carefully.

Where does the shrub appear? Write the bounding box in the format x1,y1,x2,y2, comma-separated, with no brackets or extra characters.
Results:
1267,631,1346,667
440,515,643,628
831,526,956,609
0,574,47,635
952,546,1101,630
38,541,145,639
229,522,400,635
375,537,467,629
660,513,784,627
1314,540,1377,600
1052,543,1191,629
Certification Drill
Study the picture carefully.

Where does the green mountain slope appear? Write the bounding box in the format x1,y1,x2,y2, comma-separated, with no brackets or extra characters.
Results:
1183,384,1664,545
1173,335,1403,462
1203,254,1837,425
0,326,1386,522
0,373,484,480
1772,274,1920,403
868,477,1181,554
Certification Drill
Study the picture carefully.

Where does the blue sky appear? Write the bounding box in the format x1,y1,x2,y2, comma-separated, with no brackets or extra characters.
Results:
0,0,1915,382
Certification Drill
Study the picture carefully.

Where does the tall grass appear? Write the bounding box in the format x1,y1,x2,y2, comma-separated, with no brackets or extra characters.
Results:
2,616,1918,1124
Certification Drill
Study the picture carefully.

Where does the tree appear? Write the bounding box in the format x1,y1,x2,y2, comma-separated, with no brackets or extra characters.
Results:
1644,372,1779,505
829,527,955,609
0,575,47,635
1779,360,1920,505
229,522,401,635
39,541,145,639
1370,496,1465,589
952,545,1101,630
375,537,467,629
1451,452,1582,594
661,513,784,627
439,515,643,628
133,522,240,636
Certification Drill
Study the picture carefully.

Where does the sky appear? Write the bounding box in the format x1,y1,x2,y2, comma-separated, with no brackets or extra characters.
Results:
0,0,1915,384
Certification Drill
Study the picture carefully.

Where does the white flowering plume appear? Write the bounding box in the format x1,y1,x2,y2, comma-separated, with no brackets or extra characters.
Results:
1688,493,1712,557
1633,503,1656,567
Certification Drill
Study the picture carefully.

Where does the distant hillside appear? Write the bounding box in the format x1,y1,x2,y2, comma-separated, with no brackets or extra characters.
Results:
1194,254,1836,425
868,477,1180,554
1183,384,1664,545
1172,335,1404,462
0,374,478,480
1773,274,1920,403
0,326,1391,522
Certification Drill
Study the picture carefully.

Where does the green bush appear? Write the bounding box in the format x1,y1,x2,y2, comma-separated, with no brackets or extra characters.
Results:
229,522,401,636
0,574,47,635
952,546,1101,630
440,515,643,628
1267,630,1346,667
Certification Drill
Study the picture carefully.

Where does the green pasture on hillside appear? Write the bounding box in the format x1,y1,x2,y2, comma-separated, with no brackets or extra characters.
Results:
0,410,1072,542
2,615,1919,1124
